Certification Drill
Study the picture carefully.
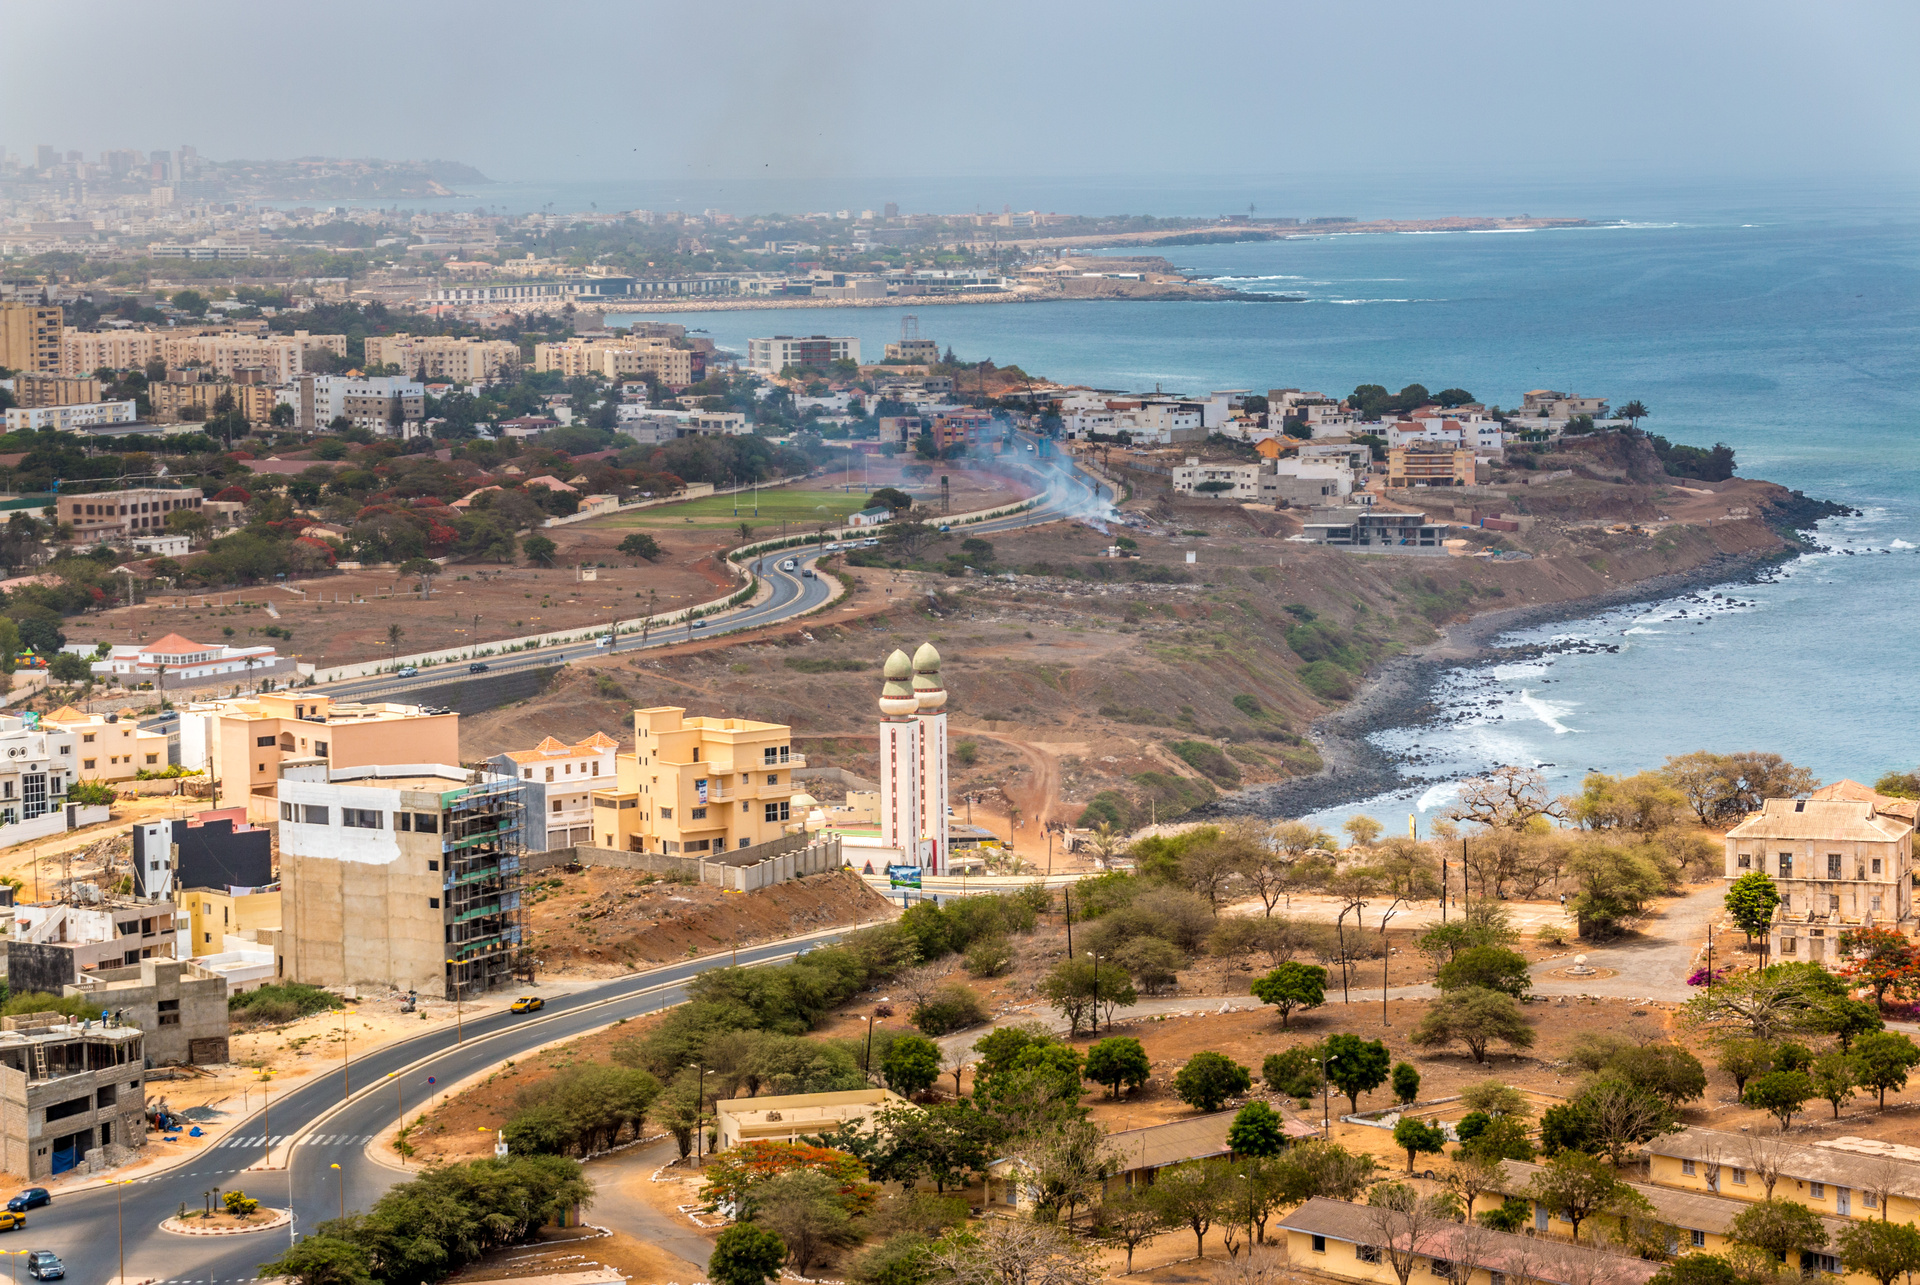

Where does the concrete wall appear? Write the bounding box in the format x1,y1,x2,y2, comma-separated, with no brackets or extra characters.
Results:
67,959,229,1065
528,832,842,893
5,942,77,995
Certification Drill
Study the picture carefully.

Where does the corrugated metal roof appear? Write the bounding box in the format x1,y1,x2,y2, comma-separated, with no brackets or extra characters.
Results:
1495,1159,1850,1240
1278,1197,1660,1285
1647,1128,1920,1199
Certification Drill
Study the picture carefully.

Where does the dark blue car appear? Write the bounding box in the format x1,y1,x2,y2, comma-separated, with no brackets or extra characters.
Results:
6,1190,47,1213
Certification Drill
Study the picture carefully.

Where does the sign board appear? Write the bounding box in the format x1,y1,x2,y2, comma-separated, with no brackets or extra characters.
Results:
887,864,923,888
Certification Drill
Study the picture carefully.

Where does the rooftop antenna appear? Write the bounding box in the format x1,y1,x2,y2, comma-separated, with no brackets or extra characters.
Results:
901,315,919,343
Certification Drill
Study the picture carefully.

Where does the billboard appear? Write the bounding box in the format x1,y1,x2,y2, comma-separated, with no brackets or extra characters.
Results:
887,864,923,888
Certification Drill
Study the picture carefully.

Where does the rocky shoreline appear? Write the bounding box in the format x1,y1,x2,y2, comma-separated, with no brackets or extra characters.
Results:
1206,543,1803,820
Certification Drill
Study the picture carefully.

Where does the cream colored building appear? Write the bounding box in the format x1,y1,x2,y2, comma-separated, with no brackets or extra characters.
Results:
185,887,282,958
494,732,620,851
56,486,205,539
1279,1197,1659,1285
1724,782,1916,962
39,706,169,782
363,334,520,385
715,1088,906,1151
589,707,802,856
178,692,460,811
1387,441,1475,487
62,328,165,377
156,331,343,383
534,337,696,386
12,375,101,408
0,303,62,374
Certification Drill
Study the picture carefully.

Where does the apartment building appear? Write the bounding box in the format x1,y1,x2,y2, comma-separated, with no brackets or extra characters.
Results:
0,1014,147,1178
1278,1197,1659,1285
363,333,520,385
1171,458,1261,499
1387,442,1476,487
55,486,204,538
590,706,802,855
532,337,700,387
178,691,459,807
1259,460,1356,506
1520,389,1610,420
4,400,136,432
1724,782,1916,962
157,330,343,383
490,732,620,851
60,328,165,377
278,763,526,999
1303,507,1448,548
39,706,168,783
0,303,62,374
7,900,180,982
746,335,860,373
132,805,274,901
148,371,280,425
185,886,281,958
90,632,287,689
884,337,940,363
11,375,100,408
281,373,425,431
0,714,76,825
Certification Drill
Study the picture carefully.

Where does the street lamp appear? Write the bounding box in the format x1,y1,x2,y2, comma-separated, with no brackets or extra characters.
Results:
340,1006,357,1098
444,958,464,1043
1086,950,1101,1035
107,1176,135,1284
331,1163,344,1220
1310,1054,1338,1139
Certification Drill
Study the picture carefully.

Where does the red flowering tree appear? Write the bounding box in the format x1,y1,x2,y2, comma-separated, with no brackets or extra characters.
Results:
701,1141,875,1212
212,486,252,504
1839,926,1920,1006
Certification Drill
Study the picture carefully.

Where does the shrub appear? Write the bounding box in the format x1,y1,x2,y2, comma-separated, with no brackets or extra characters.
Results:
1168,740,1240,788
228,982,342,1026
963,936,1014,978
1172,1051,1251,1112
222,1190,260,1216
911,983,990,1036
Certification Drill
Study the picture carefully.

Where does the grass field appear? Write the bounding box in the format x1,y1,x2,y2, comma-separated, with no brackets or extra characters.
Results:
603,488,877,528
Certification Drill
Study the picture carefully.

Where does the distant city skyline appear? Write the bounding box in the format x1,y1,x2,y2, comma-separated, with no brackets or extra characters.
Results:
4,0,1915,192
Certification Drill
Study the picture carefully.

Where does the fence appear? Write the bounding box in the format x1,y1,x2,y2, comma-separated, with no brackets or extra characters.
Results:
526,832,843,893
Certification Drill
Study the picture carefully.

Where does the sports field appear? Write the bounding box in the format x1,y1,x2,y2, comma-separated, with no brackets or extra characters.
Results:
592,464,1033,531
602,488,872,529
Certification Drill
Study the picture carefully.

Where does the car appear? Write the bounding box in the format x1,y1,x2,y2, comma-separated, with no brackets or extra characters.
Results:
801,568,817,579
510,996,545,1014
26,1251,60,1280
779,558,797,572
6,1191,47,1213
397,666,418,677
595,636,612,648
468,662,490,673
0,1211,25,1232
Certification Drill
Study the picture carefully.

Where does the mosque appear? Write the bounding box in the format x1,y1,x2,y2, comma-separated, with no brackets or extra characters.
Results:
877,641,951,873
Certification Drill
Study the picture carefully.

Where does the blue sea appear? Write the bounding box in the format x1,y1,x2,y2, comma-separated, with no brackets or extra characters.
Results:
608,179,1920,829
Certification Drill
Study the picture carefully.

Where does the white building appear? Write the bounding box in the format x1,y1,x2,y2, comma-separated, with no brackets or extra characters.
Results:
3,401,137,432
131,534,191,558
10,901,180,972
746,335,860,373
876,644,950,873
1388,414,1506,457
492,732,620,851
0,715,77,836
1171,458,1262,499
90,631,285,689
278,374,425,433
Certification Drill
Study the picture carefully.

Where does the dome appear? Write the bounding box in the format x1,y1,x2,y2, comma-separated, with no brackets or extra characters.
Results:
883,649,914,680
912,641,942,673
879,650,919,716
912,669,947,711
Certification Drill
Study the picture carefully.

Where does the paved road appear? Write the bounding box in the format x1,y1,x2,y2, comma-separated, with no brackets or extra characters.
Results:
36,929,860,1285
587,1139,715,1275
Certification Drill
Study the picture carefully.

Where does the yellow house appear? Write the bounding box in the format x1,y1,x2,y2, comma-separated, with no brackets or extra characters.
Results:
1387,442,1474,488
184,887,283,957
1645,1128,1920,1227
41,706,170,782
1279,1197,1659,1285
589,707,802,856
714,1088,908,1151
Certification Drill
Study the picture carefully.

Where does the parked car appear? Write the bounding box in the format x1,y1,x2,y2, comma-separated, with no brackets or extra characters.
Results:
6,1191,47,1213
510,996,545,1014
468,662,490,673
397,666,418,678
25,1250,59,1280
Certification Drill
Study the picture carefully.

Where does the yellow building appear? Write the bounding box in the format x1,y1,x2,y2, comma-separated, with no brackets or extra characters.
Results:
1387,442,1475,487
533,337,696,386
362,334,520,385
590,706,802,855
1279,1197,1659,1285
715,1088,907,1151
12,375,101,408
1646,1128,1920,1226
178,692,460,811
185,887,282,957
40,705,170,781
0,303,63,374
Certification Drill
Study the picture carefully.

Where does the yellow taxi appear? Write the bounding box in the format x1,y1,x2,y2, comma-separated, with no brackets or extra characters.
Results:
509,996,545,1014
0,1210,26,1232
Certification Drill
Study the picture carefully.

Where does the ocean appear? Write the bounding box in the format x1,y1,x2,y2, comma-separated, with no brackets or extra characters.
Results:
608,179,1920,830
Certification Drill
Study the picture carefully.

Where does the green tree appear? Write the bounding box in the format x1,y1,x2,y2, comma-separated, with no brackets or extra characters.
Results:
1538,1102,1596,1156
618,532,664,561
522,534,558,567
1393,1117,1448,1175
1717,1038,1774,1095
1083,1037,1150,1099
256,1234,375,1285
1729,1198,1828,1265
1743,1070,1816,1131
1619,401,1649,429
1039,956,1135,1036
709,1224,789,1285
1647,1256,1744,1285
748,1169,863,1276
1435,945,1532,997
48,652,90,683
1457,1115,1536,1163
1172,1051,1251,1113
1810,1049,1860,1118
1249,961,1326,1029
1853,1031,1920,1109
1724,872,1782,946
1391,1061,1421,1105
1525,1149,1638,1241
1322,1034,1391,1113
1146,1160,1227,1260
1410,987,1536,1064
883,1035,942,1097
1226,1101,1286,1158
1838,1217,1920,1285
1263,1046,1322,1100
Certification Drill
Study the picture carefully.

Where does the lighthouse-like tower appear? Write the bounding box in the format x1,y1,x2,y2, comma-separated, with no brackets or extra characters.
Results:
912,642,950,874
878,649,923,861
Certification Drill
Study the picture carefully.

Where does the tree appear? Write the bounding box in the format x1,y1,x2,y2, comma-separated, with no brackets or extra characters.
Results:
1250,962,1326,1029
1600,1042,1709,1108
869,487,913,513
1810,1050,1860,1118
1393,1117,1447,1174
1096,1188,1165,1275
1364,1182,1459,1285
1660,751,1819,824
1729,1198,1828,1265
1838,926,1920,1005
618,532,665,561
1391,1061,1421,1105
1575,1077,1674,1166
1443,1152,1506,1221
709,1224,788,1285
748,1169,864,1275
1449,766,1563,829
1838,1217,1920,1285
1410,987,1536,1063
386,623,404,657
1743,1070,1816,1132
1172,1051,1251,1113
1342,814,1383,847
931,1217,1098,1285
1724,872,1783,947
1015,1119,1121,1225
1457,1115,1536,1164
396,556,439,597
1268,1139,1377,1205
1619,401,1649,430
1525,1150,1632,1242
1112,937,1185,996
1322,1034,1391,1113
1684,965,1831,1041
1227,1101,1286,1158
522,534,558,567
1436,946,1532,997
256,1234,376,1285
1147,1160,1226,1260
48,652,90,683
1852,1031,1920,1109
1647,1256,1744,1285
1717,1038,1773,1096
862,1102,998,1193
1039,956,1135,1036
1083,1037,1150,1099
883,1035,942,1097
1811,996,1883,1052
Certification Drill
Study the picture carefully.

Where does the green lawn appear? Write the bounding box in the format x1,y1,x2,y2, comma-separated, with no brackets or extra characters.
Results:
600,487,883,528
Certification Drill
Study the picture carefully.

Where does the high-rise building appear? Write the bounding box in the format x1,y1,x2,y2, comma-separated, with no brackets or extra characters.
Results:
877,643,951,872
0,303,63,373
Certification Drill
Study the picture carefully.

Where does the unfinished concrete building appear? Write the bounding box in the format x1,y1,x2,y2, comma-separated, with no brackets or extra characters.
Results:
67,959,229,1065
0,1015,146,1178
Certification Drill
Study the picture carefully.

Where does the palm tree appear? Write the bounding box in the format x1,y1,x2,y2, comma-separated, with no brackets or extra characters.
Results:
1619,400,1649,432
388,624,404,659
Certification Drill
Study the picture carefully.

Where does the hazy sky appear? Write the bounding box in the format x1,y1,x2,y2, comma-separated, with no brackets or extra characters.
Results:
5,0,1915,193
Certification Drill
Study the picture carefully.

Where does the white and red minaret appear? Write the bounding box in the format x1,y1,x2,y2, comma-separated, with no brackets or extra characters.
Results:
878,648,923,861
911,642,950,874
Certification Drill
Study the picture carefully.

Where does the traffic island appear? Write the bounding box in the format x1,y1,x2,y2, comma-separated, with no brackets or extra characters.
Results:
159,1206,292,1236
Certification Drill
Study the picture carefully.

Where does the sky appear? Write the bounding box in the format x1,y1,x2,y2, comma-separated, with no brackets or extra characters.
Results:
5,0,1916,202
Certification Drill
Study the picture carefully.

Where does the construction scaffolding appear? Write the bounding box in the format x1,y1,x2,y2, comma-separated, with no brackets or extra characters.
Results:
440,774,525,999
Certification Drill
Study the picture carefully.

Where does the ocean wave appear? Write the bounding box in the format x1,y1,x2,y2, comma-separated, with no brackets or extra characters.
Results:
1893,539,1916,550
1518,689,1578,735
1318,298,1446,305
1621,627,1665,635
1201,274,1305,282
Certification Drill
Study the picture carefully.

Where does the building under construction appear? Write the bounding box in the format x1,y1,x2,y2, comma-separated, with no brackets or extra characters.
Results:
277,763,525,999
0,1014,148,1178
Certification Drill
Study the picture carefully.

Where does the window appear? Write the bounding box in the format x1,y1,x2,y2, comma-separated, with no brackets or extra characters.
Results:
1865,1192,1879,1209
204,932,212,944
256,734,276,747
1829,854,1843,878
1535,1204,1549,1232
1810,1183,1825,1199
1738,853,1752,869
1779,853,1794,877
158,998,179,1027
1837,1188,1851,1215
765,801,790,823
1312,1235,1326,1255
1691,1230,1707,1248
1430,1260,1454,1278
741,802,749,813
301,804,329,824
659,807,673,819
1682,1159,1695,1175
428,897,440,909
82,759,95,770
739,837,751,848
413,812,438,833
1873,859,1883,874
397,812,411,831
145,754,158,765
552,799,563,813
691,807,708,820
1806,1254,1840,1276
1783,936,1798,954
1830,895,1841,912
1732,1167,1747,1185
545,766,554,782
82,733,95,744
1357,1246,1382,1264
428,860,438,871
767,773,778,785
315,740,328,756
342,809,382,829
522,768,532,779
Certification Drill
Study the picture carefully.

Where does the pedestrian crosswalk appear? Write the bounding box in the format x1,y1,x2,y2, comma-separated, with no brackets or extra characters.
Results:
209,1132,375,1149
